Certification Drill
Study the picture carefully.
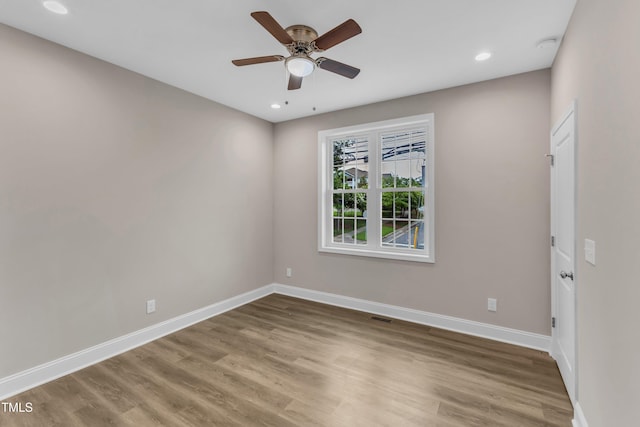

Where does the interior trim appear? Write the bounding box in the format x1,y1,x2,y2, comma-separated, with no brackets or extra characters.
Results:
0,285,273,401
0,283,552,400
572,402,589,427
273,284,551,352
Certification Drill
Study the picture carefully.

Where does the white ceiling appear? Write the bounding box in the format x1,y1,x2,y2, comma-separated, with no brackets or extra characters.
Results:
0,0,576,123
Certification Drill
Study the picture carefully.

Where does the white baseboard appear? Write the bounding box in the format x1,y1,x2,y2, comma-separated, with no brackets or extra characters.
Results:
1,282,552,401
272,283,551,352
0,284,274,401
572,402,588,427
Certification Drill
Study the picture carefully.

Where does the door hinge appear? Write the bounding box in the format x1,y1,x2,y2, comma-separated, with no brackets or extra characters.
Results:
552,317,556,328
551,236,555,247
545,154,554,166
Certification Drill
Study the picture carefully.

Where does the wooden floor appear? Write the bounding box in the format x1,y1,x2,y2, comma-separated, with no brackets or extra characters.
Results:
1,294,573,426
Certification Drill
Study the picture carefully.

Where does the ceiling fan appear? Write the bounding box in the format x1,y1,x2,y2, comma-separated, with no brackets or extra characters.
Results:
232,11,362,90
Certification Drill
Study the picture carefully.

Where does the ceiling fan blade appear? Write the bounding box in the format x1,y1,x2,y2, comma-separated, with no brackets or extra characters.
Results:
313,19,362,51
232,55,285,66
251,11,294,45
288,74,303,90
317,58,360,79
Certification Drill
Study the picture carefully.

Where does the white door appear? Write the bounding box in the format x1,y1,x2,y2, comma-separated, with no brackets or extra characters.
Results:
550,101,577,404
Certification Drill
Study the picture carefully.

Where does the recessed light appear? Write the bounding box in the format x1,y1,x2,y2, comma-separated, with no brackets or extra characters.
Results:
270,103,281,109
537,38,558,49
43,1,68,15
475,52,492,61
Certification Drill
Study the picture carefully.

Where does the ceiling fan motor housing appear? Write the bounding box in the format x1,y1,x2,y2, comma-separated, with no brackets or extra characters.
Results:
285,25,318,43
284,25,322,58
282,25,319,78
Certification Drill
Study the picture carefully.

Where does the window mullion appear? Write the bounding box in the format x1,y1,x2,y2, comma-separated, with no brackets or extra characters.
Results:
367,131,380,250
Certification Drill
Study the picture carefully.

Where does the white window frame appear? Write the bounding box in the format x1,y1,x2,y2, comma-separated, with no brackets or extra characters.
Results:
318,114,435,263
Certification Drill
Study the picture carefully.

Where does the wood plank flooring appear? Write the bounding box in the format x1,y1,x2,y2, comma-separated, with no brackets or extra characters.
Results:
1,294,573,426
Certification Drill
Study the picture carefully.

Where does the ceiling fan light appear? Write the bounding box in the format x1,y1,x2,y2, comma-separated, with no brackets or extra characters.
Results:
286,56,315,77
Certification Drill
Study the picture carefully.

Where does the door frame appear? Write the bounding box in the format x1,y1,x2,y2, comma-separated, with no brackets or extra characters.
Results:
550,100,578,405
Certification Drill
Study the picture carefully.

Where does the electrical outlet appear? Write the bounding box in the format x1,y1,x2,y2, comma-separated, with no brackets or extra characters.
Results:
286,267,292,278
146,299,156,314
487,298,497,312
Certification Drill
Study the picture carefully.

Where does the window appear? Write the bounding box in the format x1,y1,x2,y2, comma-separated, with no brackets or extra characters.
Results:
318,114,435,262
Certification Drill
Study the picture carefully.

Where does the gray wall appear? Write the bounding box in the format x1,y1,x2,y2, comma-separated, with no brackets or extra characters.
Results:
551,0,640,425
274,70,552,335
0,24,274,378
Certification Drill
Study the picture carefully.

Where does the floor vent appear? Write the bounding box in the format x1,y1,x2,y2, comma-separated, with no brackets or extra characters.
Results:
371,316,392,323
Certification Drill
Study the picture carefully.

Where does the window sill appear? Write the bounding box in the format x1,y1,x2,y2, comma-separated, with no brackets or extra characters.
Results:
318,245,434,263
